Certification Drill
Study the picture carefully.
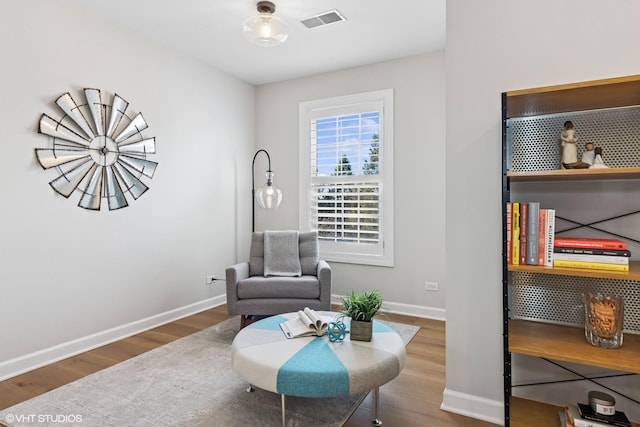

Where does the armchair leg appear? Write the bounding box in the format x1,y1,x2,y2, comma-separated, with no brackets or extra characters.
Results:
240,315,250,329
240,314,267,329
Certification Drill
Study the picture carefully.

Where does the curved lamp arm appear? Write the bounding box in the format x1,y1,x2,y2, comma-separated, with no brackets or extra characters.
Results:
252,149,282,232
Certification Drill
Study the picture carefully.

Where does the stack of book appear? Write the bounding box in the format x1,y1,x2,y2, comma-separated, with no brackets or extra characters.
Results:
506,201,556,267
553,237,631,272
562,403,634,427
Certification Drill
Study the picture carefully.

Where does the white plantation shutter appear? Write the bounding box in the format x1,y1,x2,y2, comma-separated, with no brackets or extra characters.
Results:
311,179,380,243
299,90,394,266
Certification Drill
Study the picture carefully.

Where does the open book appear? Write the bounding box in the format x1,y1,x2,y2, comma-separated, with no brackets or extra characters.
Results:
279,307,332,339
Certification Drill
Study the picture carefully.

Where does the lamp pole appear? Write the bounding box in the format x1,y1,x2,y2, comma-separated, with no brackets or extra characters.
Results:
252,149,272,232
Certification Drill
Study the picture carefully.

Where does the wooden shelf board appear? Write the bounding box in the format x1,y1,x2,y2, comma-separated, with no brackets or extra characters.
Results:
509,396,563,427
509,396,639,427
505,75,640,97
507,167,640,182
508,260,640,280
503,74,640,117
509,319,640,374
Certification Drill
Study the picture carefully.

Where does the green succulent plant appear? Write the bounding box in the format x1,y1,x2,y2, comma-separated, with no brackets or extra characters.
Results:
341,290,383,322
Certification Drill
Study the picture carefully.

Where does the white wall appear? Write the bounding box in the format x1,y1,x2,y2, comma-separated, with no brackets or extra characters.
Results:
0,0,254,378
254,53,447,316
444,0,640,424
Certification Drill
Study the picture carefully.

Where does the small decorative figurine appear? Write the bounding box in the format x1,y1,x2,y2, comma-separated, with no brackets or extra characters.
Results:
560,120,578,168
590,146,609,168
582,142,595,165
562,142,594,169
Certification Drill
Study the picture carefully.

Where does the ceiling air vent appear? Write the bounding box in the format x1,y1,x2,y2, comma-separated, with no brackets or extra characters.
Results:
301,9,346,29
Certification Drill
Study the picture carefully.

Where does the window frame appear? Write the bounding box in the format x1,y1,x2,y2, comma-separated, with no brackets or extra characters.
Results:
298,89,394,267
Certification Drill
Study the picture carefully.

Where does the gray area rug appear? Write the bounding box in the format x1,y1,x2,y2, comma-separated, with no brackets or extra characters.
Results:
0,317,418,427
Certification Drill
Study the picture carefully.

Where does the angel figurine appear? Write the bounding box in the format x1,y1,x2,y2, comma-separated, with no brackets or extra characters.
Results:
589,147,609,169
560,121,578,168
563,142,595,169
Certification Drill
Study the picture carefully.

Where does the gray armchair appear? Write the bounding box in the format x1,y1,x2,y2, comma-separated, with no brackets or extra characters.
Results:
226,231,332,328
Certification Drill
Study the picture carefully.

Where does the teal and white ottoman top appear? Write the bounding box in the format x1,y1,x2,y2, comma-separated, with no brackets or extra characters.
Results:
231,311,406,398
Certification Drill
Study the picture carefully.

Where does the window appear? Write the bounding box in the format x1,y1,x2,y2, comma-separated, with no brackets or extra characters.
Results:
299,89,394,266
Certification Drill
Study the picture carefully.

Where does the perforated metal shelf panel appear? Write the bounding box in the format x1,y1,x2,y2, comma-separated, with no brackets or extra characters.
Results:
508,106,640,172
510,272,640,334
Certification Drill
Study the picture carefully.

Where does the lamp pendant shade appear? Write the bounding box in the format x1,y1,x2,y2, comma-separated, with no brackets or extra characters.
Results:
243,2,288,47
256,171,283,209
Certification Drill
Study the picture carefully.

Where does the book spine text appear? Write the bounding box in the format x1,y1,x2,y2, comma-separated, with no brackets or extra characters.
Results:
553,259,629,272
526,202,540,265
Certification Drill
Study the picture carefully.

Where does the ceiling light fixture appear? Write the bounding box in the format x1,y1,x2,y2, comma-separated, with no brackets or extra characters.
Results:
243,1,288,47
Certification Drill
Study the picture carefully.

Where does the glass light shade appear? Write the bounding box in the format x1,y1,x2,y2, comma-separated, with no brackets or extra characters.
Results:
255,172,283,209
243,13,288,47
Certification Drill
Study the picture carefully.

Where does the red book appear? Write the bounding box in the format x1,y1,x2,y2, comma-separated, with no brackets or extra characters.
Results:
554,237,627,250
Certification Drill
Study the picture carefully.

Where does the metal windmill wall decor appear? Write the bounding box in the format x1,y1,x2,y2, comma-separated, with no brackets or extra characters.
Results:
35,88,157,211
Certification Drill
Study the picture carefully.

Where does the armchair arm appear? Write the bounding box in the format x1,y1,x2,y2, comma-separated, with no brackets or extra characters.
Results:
226,262,249,314
317,260,332,309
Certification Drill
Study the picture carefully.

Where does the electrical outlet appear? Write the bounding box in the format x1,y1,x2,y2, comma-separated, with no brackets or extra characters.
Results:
425,281,439,291
206,275,217,285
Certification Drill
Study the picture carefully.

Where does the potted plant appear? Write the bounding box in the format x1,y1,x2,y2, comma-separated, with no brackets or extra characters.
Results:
341,290,383,341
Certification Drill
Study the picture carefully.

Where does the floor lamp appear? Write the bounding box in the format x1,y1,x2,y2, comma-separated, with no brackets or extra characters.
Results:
252,149,283,232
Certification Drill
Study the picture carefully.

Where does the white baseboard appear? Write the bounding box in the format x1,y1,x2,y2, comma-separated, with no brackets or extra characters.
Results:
331,294,446,321
0,295,226,382
441,387,504,426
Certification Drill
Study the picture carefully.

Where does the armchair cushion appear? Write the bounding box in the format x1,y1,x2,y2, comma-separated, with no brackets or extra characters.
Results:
299,231,320,275
248,232,265,277
237,276,321,299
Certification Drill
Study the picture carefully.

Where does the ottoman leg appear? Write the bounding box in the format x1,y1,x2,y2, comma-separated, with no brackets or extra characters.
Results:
281,394,286,427
372,386,382,426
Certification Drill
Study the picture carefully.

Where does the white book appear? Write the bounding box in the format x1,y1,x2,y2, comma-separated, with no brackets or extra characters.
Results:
544,209,556,267
279,307,331,339
566,404,612,427
553,252,629,265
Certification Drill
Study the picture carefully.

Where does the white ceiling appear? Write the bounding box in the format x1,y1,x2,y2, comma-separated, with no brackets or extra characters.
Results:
70,0,446,86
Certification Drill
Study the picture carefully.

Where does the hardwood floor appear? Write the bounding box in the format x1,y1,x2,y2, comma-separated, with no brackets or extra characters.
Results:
0,305,499,427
